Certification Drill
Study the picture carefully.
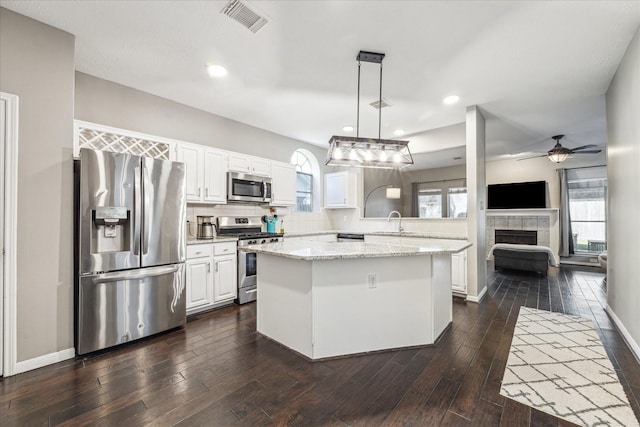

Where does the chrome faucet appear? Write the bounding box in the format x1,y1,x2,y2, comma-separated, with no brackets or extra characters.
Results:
387,210,403,232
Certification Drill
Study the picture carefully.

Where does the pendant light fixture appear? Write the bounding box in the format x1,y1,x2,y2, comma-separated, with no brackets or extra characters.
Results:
326,51,413,168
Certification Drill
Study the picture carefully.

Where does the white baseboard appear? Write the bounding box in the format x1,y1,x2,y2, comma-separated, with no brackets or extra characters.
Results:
466,285,487,303
605,305,640,363
15,348,75,375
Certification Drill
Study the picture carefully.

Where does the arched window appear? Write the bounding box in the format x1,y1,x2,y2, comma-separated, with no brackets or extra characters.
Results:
291,150,315,212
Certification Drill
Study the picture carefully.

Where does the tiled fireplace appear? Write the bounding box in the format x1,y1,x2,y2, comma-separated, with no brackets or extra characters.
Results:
486,209,558,256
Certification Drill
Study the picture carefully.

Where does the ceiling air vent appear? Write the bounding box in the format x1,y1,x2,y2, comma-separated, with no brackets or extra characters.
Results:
370,98,392,109
221,0,268,34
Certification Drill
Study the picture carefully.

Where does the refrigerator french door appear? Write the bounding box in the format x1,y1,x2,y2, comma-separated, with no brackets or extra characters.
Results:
76,149,187,355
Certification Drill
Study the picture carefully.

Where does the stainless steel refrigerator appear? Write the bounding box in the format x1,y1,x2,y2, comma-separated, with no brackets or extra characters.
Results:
76,148,187,355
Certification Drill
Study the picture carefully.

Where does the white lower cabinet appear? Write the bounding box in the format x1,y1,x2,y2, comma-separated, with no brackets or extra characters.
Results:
186,241,237,314
451,250,467,294
186,245,214,312
214,255,237,302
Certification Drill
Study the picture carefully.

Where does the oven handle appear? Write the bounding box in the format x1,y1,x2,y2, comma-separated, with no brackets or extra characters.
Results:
245,289,257,294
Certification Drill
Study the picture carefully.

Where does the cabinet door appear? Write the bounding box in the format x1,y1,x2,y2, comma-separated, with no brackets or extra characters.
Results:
451,251,467,294
203,149,227,203
214,255,237,302
228,153,251,173
251,157,271,177
325,171,357,208
176,144,203,202
185,257,213,311
271,162,296,206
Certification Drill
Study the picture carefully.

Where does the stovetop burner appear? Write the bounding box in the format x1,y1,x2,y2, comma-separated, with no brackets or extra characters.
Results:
235,232,284,240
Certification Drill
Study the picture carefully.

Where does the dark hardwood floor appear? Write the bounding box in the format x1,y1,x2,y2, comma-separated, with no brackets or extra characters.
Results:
2,265,639,426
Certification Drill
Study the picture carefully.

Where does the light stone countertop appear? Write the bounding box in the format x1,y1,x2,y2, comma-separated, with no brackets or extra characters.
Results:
284,230,468,240
239,239,472,261
187,236,238,245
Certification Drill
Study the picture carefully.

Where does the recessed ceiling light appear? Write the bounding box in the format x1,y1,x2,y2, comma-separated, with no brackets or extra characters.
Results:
207,64,228,78
394,129,405,136
343,126,354,132
443,95,459,105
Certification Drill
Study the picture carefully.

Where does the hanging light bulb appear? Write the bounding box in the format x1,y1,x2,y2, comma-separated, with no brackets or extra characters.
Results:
333,143,343,160
379,148,388,162
393,152,402,163
364,146,373,161
349,147,358,161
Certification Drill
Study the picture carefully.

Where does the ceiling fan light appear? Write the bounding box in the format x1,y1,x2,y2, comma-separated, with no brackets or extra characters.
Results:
548,152,569,163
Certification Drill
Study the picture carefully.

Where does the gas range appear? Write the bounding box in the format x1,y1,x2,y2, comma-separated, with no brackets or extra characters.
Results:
216,216,284,305
216,216,283,246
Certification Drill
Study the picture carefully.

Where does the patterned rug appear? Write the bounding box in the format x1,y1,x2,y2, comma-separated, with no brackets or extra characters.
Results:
500,307,639,427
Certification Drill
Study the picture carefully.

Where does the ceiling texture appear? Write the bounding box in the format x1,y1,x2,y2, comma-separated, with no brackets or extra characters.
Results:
2,0,639,170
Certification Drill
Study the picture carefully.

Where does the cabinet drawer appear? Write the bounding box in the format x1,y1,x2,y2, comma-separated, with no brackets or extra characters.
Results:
213,241,237,255
187,244,213,259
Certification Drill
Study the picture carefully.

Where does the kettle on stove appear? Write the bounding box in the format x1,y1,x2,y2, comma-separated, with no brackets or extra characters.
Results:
261,215,278,233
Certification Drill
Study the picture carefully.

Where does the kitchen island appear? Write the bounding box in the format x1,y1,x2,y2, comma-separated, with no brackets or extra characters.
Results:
243,239,471,360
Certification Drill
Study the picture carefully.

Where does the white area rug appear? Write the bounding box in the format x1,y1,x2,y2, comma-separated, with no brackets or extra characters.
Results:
500,307,639,427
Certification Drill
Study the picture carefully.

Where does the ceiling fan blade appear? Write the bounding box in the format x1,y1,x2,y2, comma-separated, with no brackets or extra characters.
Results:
571,150,602,154
517,154,547,161
569,144,598,151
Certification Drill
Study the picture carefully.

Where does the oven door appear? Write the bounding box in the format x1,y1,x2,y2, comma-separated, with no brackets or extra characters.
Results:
237,248,258,304
227,172,270,203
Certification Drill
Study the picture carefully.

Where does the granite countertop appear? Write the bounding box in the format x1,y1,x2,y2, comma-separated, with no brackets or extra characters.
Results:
284,231,468,240
187,236,238,245
239,239,472,261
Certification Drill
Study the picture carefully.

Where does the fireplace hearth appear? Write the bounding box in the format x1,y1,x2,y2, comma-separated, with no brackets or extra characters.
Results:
495,229,537,245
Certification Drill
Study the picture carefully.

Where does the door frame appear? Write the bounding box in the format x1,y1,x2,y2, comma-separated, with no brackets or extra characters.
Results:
1,92,19,376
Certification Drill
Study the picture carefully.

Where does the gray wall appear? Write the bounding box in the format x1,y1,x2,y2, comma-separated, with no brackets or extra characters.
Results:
75,72,328,166
605,25,640,357
0,8,75,361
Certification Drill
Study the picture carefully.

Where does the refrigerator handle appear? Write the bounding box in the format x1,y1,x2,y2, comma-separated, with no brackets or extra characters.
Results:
89,264,180,283
133,166,142,255
142,165,149,255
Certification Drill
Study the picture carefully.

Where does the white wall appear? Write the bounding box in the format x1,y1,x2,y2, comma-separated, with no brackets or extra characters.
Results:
605,25,640,359
0,8,75,361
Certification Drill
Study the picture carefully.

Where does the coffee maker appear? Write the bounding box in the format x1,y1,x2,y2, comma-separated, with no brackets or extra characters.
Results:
196,216,214,240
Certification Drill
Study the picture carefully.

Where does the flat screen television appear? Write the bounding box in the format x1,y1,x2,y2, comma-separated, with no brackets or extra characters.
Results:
487,181,546,209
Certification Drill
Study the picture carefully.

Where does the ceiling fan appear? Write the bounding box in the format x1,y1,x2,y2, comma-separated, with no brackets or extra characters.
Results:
518,135,602,163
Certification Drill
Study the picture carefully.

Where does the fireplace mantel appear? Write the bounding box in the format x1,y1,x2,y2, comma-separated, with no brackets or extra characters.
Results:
487,208,559,217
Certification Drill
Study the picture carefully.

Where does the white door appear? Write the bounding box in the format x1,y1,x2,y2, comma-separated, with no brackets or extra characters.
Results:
325,172,347,207
176,144,203,202
185,257,213,311
203,149,227,203
214,255,237,302
271,162,296,206
0,97,5,376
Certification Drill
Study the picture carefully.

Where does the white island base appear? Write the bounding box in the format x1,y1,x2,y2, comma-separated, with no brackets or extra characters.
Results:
256,253,453,360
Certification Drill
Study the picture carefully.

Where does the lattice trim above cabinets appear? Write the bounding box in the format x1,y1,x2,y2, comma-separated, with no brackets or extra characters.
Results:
73,120,176,160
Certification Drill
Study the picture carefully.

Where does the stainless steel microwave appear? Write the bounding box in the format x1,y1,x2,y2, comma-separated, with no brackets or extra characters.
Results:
227,172,272,203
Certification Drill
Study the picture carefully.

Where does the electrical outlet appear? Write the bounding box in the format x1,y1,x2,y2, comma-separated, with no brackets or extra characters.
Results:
368,273,377,289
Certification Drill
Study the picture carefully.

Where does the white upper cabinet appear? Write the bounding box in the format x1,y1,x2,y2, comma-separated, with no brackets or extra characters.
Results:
176,143,203,202
228,153,271,177
270,162,297,207
325,171,358,208
176,143,227,204
203,149,227,203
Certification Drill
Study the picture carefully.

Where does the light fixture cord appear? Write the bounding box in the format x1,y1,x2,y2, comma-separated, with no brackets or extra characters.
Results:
356,60,361,138
378,62,383,140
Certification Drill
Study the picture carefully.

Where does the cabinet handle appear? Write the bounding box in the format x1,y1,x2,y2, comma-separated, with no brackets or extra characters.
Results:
215,262,219,272
198,187,201,197
205,187,209,197
207,262,210,273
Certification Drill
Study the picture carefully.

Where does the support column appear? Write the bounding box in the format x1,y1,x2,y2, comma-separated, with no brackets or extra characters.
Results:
465,106,487,302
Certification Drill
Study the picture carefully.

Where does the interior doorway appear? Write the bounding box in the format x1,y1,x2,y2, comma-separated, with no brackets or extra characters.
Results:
1,94,7,376
1,91,19,377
